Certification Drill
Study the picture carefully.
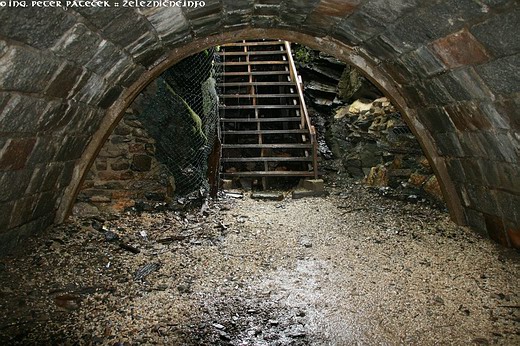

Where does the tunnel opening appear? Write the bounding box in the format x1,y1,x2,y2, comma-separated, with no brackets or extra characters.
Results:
73,38,446,217
54,28,480,242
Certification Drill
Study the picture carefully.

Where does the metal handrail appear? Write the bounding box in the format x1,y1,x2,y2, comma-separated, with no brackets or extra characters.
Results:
284,41,318,178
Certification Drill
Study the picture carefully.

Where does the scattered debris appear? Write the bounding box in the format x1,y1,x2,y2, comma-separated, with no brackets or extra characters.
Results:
0,184,518,345
251,191,285,201
177,283,192,294
134,263,161,281
236,215,248,223
104,230,119,242
224,191,244,199
157,235,186,243
212,323,225,330
119,243,140,254
54,294,81,311
300,239,313,248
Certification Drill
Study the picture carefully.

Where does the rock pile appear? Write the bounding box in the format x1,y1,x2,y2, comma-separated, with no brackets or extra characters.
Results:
329,97,444,205
292,44,382,109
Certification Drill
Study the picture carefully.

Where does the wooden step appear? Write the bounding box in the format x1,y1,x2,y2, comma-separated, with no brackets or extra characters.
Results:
217,51,287,56
219,105,300,110
220,93,297,98
216,71,290,77
222,143,312,149
220,117,301,123
217,82,295,87
222,129,308,135
216,40,318,182
221,171,315,177
216,61,288,66
222,157,313,162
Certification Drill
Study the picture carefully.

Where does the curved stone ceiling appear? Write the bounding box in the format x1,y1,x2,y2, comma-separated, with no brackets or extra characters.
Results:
0,0,518,252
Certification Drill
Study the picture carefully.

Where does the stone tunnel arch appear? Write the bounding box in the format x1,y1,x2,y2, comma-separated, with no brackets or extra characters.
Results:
56,29,463,225
0,1,518,252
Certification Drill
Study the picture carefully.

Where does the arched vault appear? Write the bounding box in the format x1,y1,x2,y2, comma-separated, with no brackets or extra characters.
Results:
0,1,518,252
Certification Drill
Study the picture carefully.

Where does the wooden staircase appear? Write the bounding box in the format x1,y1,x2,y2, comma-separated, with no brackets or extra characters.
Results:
216,40,318,188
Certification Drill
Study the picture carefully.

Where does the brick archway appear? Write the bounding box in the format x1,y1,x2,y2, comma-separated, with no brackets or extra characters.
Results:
0,2,518,252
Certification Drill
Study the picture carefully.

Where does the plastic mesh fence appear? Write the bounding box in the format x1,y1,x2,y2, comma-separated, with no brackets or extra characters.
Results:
137,48,221,196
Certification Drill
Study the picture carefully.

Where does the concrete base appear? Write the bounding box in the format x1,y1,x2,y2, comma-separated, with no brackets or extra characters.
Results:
251,191,285,201
302,179,325,192
292,179,328,199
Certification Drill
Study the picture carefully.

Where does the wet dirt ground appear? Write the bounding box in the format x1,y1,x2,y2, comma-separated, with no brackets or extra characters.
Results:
0,182,519,345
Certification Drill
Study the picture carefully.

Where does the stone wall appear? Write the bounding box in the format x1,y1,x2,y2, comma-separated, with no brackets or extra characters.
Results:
0,1,518,253
74,109,175,216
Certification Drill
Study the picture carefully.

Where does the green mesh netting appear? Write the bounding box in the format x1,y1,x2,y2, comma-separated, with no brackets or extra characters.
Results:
137,48,221,195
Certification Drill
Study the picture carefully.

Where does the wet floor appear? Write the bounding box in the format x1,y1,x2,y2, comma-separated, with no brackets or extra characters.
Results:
0,184,519,345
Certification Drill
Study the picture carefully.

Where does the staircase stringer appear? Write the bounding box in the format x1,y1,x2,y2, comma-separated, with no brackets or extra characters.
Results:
284,41,318,179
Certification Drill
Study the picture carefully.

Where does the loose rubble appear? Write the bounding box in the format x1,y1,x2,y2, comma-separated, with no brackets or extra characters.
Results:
326,97,444,204
0,180,518,345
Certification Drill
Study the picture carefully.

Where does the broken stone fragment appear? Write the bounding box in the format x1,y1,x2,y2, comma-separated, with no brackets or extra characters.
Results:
221,179,233,189
219,331,231,340
225,191,244,199
364,165,389,187
54,294,81,311
300,239,313,248
348,99,372,114
251,191,284,201
212,323,225,330
373,97,389,108
334,106,351,119
90,195,111,203
409,172,428,187
177,283,192,294
423,175,444,203
72,202,100,218
302,179,324,192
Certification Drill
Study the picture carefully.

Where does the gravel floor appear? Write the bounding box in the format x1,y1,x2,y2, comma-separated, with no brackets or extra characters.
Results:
0,182,519,345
